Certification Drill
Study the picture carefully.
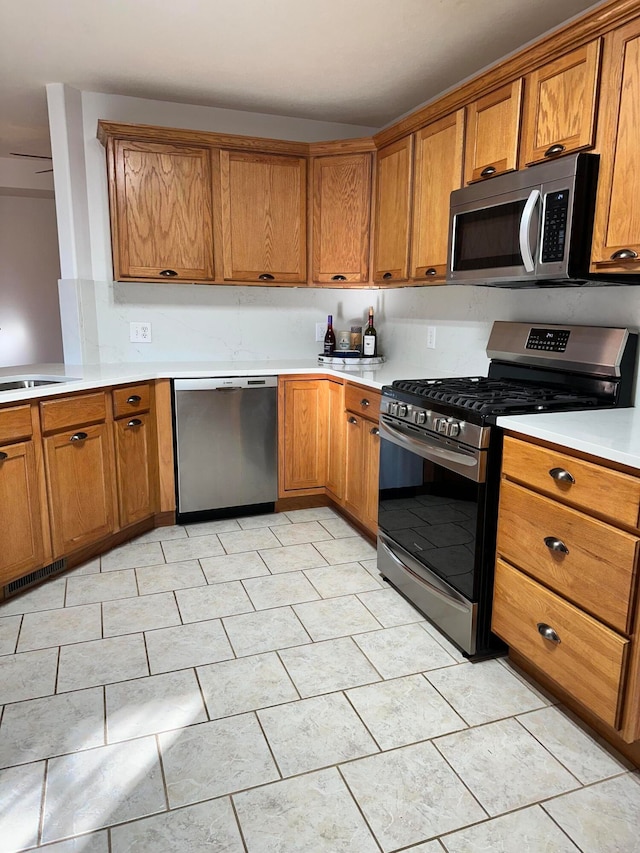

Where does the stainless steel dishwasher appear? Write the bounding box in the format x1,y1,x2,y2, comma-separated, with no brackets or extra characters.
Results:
173,376,278,520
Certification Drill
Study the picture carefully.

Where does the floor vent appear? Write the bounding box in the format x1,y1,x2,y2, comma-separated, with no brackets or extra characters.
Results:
3,558,67,598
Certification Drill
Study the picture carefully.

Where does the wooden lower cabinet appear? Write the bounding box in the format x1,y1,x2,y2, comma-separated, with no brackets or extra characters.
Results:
325,380,345,500
343,385,381,535
114,413,156,527
278,378,328,495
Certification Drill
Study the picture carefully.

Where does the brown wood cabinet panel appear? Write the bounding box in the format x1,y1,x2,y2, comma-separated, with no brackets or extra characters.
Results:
113,413,155,527
464,80,523,184
492,558,628,729
344,385,381,419
110,139,214,282
0,441,46,585
326,380,345,500
219,150,307,283
502,435,640,528
343,384,381,534
410,110,465,282
497,479,638,633
372,137,413,283
344,412,367,520
520,40,601,167
363,421,380,534
44,423,118,557
0,405,32,444
592,19,640,274
312,153,372,284
40,393,107,435
278,379,327,494
112,384,151,419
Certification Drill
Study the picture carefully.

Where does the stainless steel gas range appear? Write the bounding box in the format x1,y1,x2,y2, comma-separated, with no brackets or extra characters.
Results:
377,322,638,658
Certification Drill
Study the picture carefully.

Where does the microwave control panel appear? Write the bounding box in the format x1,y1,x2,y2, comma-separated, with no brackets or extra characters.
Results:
541,190,569,263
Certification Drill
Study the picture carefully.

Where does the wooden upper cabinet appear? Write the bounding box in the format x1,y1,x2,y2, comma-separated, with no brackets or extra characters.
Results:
410,110,465,282
464,80,523,183
373,136,413,283
219,150,307,283
109,139,214,282
312,153,372,284
520,40,601,167
591,19,640,275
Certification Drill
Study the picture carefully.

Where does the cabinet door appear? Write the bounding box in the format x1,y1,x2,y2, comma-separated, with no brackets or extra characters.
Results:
219,151,307,283
114,413,156,528
362,420,380,534
344,412,367,519
464,80,523,183
0,441,46,585
326,380,345,500
111,139,214,282
410,110,465,282
591,20,640,275
44,424,117,557
279,379,327,494
372,137,413,283
312,153,372,284
520,41,601,167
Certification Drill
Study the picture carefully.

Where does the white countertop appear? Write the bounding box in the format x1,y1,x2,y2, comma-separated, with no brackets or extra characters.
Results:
498,408,640,471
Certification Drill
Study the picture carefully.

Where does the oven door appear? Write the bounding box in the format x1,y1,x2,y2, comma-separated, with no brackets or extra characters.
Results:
377,417,489,655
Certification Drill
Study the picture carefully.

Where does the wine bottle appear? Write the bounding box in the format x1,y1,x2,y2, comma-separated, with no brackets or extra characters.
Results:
323,314,336,354
363,307,377,356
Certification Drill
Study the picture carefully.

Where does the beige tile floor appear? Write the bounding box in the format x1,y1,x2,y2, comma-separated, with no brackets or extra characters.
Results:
1,506,639,852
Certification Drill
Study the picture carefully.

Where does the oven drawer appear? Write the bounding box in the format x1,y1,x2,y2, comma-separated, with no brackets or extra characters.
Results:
497,480,639,633
492,558,628,729
502,436,640,528
345,384,381,419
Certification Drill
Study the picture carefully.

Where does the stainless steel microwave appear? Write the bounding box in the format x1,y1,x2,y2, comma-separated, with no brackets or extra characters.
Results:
446,153,599,287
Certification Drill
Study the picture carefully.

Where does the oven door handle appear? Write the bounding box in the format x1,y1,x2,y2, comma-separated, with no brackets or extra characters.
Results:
378,534,471,612
519,189,541,273
379,418,481,469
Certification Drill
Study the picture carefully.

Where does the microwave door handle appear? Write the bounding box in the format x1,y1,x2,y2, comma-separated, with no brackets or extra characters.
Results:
519,189,541,273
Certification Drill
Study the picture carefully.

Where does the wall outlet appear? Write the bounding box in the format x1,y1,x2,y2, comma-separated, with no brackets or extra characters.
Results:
426,326,437,349
130,322,152,343
315,322,327,342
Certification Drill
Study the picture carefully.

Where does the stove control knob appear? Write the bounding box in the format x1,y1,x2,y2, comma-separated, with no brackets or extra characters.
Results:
415,410,427,425
388,402,398,416
398,404,408,417
446,421,461,438
434,417,448,434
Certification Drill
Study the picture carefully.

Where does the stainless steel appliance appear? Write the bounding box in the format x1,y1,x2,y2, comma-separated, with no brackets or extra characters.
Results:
377,322,637,657
447,153,601,287
173,376,277,521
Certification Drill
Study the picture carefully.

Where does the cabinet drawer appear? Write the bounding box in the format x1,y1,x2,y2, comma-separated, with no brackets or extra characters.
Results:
502,436,640,528
0,405,32,444
344,384,381,419
497,480,638,633
40,393,107,434
492,558,628,729
112,384,151,419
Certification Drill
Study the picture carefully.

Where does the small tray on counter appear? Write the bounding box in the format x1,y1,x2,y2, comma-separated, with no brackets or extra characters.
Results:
318,353,385,367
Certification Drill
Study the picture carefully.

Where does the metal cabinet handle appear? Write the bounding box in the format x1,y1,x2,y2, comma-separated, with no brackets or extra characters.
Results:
537,622,561,644
549,467,575,484
544,143,566,157
69,432,88,442
480,165,497,177
348,416,358,424
610,249,638,261
544,536,569,554
0,451,7,461
127,419,143,428
360,398,370,407
258,273,275,281
370,427,380,436
425,267,437,276
159,269,178,277
126,395,142,404
331,274,346,281
382,272,393,280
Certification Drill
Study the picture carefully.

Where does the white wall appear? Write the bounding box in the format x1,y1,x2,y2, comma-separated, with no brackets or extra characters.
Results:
0,194,63,367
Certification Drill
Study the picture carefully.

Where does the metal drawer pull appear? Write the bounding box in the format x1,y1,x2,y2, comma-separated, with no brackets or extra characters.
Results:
544,536,569,554
610,248,638,261
348,416,358,424
159,269,178,277
69,432,88,442
549,467,575,484
537,622,561,644
383,272,392,279
126,395,142,404
360,398,370,407
425,267,437,276
258,273,274,281
544,143,565,157
370,427,380,436
331,274,346,281
0,451,7,461
480,165,497,177
127,419,143,428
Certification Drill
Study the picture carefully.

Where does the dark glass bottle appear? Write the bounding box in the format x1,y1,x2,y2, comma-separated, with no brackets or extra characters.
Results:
363,307,377,356
323,314,336,354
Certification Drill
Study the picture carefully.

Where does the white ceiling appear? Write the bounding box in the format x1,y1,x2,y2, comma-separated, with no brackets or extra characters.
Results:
1,0,601,159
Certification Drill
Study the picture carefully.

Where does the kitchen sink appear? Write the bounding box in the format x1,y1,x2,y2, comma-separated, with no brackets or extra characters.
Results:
0,375,78,392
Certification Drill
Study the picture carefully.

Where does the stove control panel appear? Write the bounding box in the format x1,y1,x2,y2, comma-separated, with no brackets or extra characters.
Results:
380,396,489,450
